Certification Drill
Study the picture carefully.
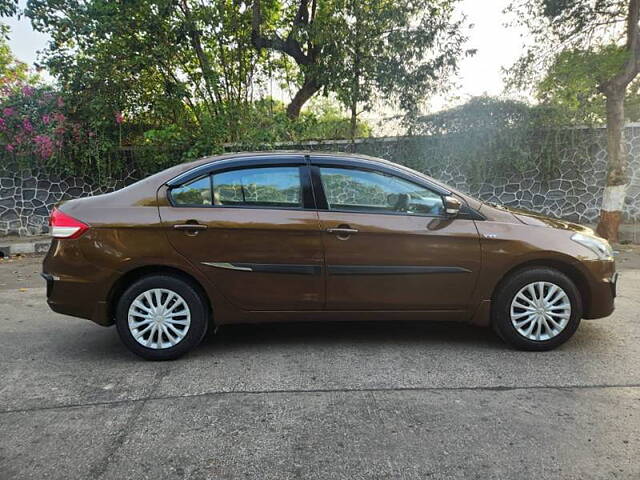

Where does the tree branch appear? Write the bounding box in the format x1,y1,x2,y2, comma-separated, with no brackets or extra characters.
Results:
251,0,313,66
601,0,640,93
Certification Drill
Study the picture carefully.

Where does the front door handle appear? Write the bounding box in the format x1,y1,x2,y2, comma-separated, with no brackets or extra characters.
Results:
327,225,358,240
326,227,359,235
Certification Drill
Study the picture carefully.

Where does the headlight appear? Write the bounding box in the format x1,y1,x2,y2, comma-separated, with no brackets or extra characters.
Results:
571,233,614,260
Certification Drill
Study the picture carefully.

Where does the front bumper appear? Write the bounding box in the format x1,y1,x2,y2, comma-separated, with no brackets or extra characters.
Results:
610,272,619,298
582,262,617,319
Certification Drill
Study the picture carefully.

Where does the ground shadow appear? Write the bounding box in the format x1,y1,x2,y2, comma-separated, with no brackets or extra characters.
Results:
50,317,611,363
196,320,505,355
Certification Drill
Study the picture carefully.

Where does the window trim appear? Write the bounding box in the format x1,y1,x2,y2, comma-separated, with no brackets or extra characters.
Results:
167,162,314,211
165,153,484,220
166,155,307,186
309,156,485,220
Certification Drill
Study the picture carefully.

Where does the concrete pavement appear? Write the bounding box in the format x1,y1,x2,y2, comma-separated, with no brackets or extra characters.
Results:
0,254,639,479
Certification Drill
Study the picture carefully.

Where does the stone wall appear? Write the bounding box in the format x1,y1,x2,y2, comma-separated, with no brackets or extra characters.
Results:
1,125,640,236
0,165,133,236
265,125,640,224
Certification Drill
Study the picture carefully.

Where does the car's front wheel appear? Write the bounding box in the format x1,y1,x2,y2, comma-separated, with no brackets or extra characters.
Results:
115,274,209,360
492,267,582,351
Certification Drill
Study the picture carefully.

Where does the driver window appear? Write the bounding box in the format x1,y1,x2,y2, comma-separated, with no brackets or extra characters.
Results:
319,167,444,216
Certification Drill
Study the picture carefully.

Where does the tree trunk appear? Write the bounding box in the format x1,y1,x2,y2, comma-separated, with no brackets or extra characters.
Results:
350,102,357,147
596,91,629,243
179,0,221,115
286,76,320,119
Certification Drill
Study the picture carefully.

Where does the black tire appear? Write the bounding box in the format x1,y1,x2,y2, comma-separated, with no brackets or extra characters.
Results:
492,267,582,351
115,274,209,360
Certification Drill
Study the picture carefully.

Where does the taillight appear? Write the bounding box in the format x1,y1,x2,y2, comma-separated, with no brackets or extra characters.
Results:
49,207,89,239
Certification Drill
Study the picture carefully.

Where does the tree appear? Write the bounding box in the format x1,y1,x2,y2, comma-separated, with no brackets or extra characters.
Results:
507,0,640,242
26,0,261,142
536,48,640,124
251,0,468,122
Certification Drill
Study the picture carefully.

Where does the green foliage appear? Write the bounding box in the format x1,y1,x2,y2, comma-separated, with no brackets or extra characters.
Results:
411,96,589,183
319,0,470,124
536,47,640,124
22,1,381,176
505,0,630,93
0,35,29,85
25,0,466,146
142,98,371,161
0,0,17,18
26,0,261,141
0,0,15,47
253,0,469,127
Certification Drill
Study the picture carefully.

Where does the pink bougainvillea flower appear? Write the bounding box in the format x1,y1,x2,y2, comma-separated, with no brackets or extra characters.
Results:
0,118,5,130
41,114,51,125
115,111,124,124
3,107,15,117
34,134,55,159
22,118,34,133
5,144,14,152
21,85,35,96
53,112,66,124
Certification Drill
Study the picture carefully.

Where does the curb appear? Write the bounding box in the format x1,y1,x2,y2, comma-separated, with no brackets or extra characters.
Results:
0,239,51,258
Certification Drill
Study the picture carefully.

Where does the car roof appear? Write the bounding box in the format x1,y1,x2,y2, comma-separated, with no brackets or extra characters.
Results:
185,150,388,166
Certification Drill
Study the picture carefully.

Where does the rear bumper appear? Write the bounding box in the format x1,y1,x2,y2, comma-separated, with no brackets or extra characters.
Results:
42,272,112,326
42,239,115,326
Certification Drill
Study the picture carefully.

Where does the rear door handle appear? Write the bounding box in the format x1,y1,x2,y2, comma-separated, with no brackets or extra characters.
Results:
174,224,208,230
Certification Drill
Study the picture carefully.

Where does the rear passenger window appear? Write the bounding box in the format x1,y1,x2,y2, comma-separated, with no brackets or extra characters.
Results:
170,166,304,208
212,166,302,208
170,176,212,206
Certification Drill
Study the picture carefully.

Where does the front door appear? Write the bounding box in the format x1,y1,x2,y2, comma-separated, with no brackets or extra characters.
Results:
312,163,481,311
159,159,324,311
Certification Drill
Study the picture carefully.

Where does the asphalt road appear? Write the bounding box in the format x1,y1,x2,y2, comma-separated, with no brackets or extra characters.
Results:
1,251,639,479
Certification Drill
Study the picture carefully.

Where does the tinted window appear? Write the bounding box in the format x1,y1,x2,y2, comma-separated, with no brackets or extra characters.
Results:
171,176,212,206
212,166,302,208
319,167,444,215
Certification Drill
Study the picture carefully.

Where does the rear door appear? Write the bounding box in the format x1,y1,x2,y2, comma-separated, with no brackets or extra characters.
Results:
159,156,325,311
311,157,481,311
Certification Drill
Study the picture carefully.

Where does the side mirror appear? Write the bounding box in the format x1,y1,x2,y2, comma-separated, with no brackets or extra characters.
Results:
443,196,462,217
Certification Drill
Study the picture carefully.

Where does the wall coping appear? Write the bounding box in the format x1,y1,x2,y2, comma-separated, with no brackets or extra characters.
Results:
222,123,640,149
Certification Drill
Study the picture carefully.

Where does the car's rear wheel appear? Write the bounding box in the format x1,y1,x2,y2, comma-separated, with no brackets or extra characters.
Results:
492,267,582,351
115,275,208,360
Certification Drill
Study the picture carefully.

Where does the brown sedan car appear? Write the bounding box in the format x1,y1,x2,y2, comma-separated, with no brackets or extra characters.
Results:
43,152,617,360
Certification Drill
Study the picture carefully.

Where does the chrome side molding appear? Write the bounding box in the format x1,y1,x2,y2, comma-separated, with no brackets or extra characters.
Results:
201,262,253,272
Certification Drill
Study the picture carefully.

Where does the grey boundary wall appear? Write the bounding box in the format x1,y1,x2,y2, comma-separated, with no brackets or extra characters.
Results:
260,125,640,225
1,125,640,236
0,169,135,236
